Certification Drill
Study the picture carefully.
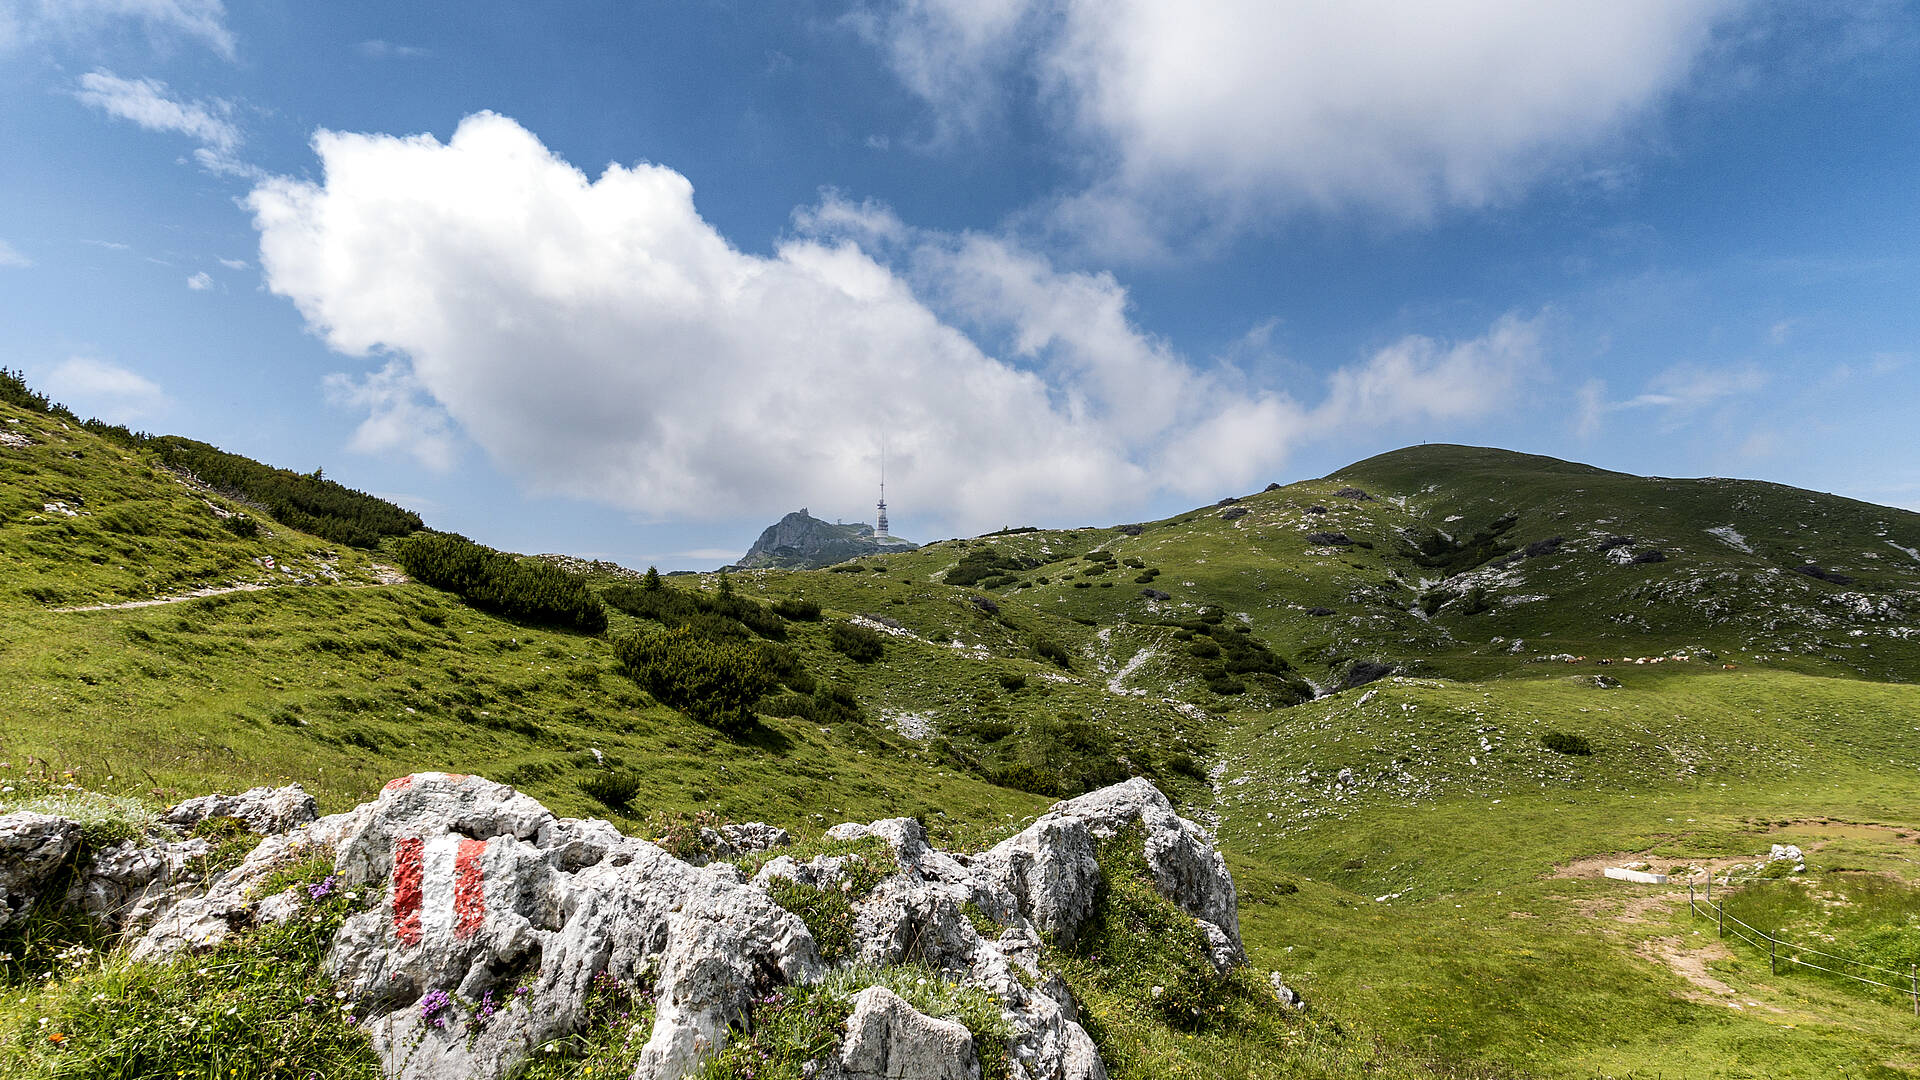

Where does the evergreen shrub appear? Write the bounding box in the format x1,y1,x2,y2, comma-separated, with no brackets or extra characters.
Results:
614,626,776,735
396,533,607,633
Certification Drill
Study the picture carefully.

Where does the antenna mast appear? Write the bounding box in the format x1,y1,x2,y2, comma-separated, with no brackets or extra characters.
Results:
875,437,890,538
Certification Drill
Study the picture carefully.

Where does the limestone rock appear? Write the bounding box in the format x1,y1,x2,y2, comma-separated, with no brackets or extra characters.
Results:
86,773,1238,1080
318,772,818,1080
131,828,343,959
700,821,793,861
839,986,980,1080
973,778,1243,968
0,812,81,928
734,509,919,571
165,784,319,835
1268,972,1307,1012
72,836,212,929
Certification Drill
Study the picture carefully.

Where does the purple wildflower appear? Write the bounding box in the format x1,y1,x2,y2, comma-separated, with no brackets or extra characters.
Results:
307,875,338,900
419,989,453,1028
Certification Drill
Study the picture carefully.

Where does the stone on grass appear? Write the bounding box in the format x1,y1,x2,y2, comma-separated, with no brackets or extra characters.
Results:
165,784,319,835
839,986,980,1080
0,812,81,928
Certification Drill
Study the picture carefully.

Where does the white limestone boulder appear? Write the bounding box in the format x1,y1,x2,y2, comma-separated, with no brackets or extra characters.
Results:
838,985,981,1080
0,812,81,928
165,784,319,835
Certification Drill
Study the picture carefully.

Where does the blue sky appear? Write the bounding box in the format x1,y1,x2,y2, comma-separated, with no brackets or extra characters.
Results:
3,1,1917,569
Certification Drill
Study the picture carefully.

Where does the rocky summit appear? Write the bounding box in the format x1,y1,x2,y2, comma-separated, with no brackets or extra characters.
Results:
2,774,1246,1080
732,509,918,570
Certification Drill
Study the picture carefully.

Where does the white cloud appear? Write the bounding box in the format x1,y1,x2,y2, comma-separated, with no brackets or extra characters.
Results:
41,357,167,423
672,548,748,562
1622,364,1769,409
355,39,429,59
75,69,253,176
1316,315,1544,430
0,238,29,268
1,0,234,58
217,256,248,269
250,113,1540,533
185,270,212,290
867,0,1744,252
322,359,460,471
848,0,1034,140
1576,363,1769,435
1575,379,1608,439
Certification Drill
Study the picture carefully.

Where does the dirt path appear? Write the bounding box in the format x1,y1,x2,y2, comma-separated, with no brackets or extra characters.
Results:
52,582,280,612
51,565,408,613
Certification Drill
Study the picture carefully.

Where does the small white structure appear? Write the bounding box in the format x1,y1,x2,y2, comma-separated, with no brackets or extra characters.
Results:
1604,866,1668,885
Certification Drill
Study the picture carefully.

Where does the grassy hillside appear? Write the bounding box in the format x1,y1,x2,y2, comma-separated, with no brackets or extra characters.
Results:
5,416,1920,1079
0,400,400,609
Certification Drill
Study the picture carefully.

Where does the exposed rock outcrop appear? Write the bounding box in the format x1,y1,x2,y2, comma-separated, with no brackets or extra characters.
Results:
733,509,918,570
5,774,1251,1080
839,986,981,1080
164,783,319,834
0,812,80,928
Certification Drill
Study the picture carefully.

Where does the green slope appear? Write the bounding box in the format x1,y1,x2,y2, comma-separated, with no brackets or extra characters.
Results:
6,414,1920,1079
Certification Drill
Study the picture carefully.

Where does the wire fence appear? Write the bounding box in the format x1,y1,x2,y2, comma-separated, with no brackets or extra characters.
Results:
1686,879,1920,1017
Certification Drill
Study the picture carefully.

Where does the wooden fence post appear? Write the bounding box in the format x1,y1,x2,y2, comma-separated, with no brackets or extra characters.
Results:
1770,936,1777,975
1717,901,1723,938
1910,965,1916,1018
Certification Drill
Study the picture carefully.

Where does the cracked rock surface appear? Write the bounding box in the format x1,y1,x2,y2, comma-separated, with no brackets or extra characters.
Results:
9,774,1246,1080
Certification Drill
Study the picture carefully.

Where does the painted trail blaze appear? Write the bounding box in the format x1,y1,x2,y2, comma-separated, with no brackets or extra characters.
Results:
392,836,425,947
454,837,487,939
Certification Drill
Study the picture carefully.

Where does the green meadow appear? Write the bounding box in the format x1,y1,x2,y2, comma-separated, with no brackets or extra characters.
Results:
5,388,1920,1077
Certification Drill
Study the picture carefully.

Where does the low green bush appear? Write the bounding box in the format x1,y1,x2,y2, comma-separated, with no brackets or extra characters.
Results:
1539,731,1594,756
148,435,421,549
771,597,821,621
579,769,644,810
603,579,785,640
220,514,261,538
828,622,885,663
1028,633,1072,670
945,549,1033,588
396,533,606,633
760,684,864,727
614,626,776,735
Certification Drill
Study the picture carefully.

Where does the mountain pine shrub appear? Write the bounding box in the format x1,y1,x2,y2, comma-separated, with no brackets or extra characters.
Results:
396,533,607,633
614,626,776,735
828,622,885,663
149,436,422,547
1540,731,1594,756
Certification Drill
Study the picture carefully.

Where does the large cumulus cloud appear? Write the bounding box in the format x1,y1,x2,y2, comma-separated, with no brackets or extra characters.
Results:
864,0,1744,253
251,113,1539,533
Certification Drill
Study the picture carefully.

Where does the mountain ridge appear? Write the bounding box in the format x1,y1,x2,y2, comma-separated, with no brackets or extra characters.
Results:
731,507,918,570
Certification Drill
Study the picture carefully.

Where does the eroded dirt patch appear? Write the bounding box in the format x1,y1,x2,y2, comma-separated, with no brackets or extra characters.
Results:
1635,936,1777,1009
